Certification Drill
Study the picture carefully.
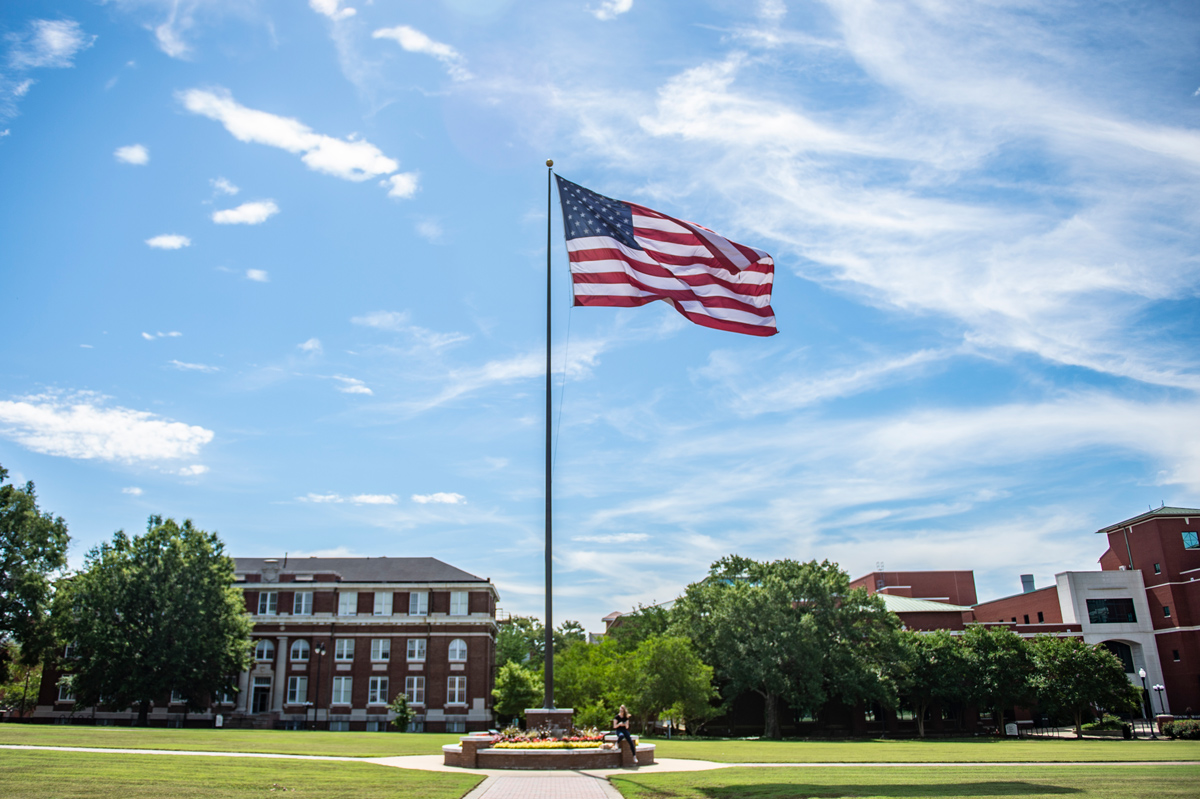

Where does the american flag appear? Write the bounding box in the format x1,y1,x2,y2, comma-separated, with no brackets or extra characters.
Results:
555,175,777,337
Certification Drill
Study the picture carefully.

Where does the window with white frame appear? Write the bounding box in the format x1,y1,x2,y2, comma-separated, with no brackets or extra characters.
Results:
408,591,428,616
287,676,308,704
170,690,184,704
368,676,388,705
290,640,310,661
448,638,467,662
334,638,355,661
215,688,236,704
450,591,468,615
292,591,313,615
370,639,390,661
373,592,393,616
254,639,275,661
406,638,426,662
331,676,352,705
63,642,77,659
447,676,466,704
257,591,278,615
58,684,75,702
405,676,425,705
338,591,358,616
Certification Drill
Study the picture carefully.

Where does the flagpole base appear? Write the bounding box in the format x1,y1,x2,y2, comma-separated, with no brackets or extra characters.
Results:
524,707,575,735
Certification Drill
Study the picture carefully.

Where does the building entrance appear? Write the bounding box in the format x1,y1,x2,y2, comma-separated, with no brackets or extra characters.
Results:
252,676,272,714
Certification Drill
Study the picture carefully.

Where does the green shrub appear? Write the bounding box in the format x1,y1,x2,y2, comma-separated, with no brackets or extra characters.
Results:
1080,714,1125,731
1163,719,1200,740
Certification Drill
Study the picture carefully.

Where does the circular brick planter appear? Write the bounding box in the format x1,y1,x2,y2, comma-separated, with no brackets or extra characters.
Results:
443,734,655,770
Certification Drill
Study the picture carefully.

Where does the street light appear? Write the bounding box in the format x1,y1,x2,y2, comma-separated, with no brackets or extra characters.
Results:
1139,669,1157,739
1153,684,1166,719
312,642,327,731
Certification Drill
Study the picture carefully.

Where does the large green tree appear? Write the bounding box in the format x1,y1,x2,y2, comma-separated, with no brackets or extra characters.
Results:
56,516,252,725
893,629,967,737
555,636,620,725
607,603,673,652
0,642,42,717
492,662,543,724
0,464,69,682
1030,635,1139,737
961,624,1035,730
496,615,545,667
673,556,900,738
617,634,716,733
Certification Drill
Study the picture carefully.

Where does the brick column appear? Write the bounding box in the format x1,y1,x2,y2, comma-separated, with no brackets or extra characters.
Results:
272,636,289,712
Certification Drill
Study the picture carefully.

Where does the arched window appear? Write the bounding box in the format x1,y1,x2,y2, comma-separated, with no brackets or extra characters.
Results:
448,638,467,662
1101,640,1135,673
290,639,310,661
255,639,275,661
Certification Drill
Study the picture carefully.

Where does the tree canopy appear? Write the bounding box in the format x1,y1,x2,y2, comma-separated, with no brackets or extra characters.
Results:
961,624,1035,730
893,629,966,737
56,516,252,725
492,661,544,723
0,464,69,682
1031,635,1138,736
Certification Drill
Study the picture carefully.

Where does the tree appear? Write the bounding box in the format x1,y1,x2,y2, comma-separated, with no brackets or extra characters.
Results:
56,516,252,725
496,616,545,667
618,635,716,733
0,642,42,718
553,620,586,653
388,693,413,731
961,624,1035,731
1030,635,1139,737
673,556,900,739
0,464,69,683
492,662,543,724
893,630,966,737
607,603,673,652
555,637,620,719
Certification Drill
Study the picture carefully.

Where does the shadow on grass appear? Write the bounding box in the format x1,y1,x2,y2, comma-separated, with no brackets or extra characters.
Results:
615,780,1082,798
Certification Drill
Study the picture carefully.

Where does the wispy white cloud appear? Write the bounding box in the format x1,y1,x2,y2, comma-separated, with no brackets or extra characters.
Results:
298,338,322,354
142,331,182,340
212,199,278,224
145,234,191,250
411,492,466,505
210,176,239,195
309,0,355,21
0,391,213,462
333,375,372,395
298,492,397,505
114,144,149,165
7,19,94,69
589,0,633,22
168,359,219,373
572,532,648,543
351,310,469,350
122,486,143,496
382,172,420,199
245,269,269,283
415,219,442,242
176,464,208,476
372,26,472,81
179,88,404,184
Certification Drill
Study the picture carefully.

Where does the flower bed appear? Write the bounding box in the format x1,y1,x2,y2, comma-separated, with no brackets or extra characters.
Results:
493,741,608,750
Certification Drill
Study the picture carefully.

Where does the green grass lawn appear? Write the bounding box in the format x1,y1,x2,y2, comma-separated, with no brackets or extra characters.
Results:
0,750,482,799
611,764,1200,799
649,736,1200,763
0,724,459,757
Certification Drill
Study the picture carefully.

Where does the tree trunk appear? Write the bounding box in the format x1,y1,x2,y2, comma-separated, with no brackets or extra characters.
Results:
916,701,927,738
137,699,150,727
1074,710,1083,739
993,706,1004,733
762,692,782,739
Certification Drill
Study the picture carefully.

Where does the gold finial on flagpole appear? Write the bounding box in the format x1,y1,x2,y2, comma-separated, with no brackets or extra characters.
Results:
546,159,554,167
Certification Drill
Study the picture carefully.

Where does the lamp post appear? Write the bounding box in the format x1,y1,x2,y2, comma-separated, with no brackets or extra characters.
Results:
1138,668,1156,739
312,642,326,731
1153,684,1166,731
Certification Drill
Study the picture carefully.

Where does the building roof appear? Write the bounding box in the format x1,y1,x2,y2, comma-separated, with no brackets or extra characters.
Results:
876,594,973,613
1095,506,1200,534
234,556,488,583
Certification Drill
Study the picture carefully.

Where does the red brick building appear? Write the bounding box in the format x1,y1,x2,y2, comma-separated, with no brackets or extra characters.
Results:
33,556,500,731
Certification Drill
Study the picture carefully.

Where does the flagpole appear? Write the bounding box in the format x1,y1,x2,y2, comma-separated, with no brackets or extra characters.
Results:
543,158,555,709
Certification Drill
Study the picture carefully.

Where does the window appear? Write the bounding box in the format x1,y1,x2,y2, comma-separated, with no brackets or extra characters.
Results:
405,676,425,705
335,639,355,661
215,688,236,704
373,592,393,616
293,591,313,615
291,640,310,661
1086,598,1137,624
1174,649,1181,661
368,676,389,705
328,721,349,732
287,676,308,704
170,690,185,704
1037,611,1044,623
331,676,352,705
370,639,390,662
1183,531,1199,549
1163,605,1171,618
58,684,75,702
1154,563,1162,575
1023,615,1030,625
338,591,358,616
450,591,468,615
255,639,275,661
257,591,278,615
409,591,428,616
63,642,77,659
1101,641,1135,672
407,639,426,662
447,676,466,704
447,720,466,733
448,638,467,662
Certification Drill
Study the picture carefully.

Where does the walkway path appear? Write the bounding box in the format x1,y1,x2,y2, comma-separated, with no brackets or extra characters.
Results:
5,744,1198,799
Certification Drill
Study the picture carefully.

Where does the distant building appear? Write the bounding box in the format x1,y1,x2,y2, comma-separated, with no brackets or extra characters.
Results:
34,556,500,731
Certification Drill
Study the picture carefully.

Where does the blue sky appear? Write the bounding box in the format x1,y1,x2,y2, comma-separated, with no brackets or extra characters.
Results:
2,0,1198,631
